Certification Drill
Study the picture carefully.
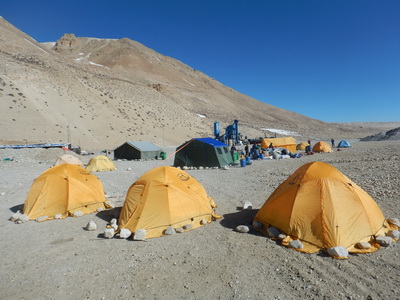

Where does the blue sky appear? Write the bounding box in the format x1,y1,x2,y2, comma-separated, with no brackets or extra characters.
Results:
2,0,400,122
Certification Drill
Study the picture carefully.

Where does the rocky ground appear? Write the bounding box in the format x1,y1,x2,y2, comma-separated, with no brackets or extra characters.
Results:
0,140,399,300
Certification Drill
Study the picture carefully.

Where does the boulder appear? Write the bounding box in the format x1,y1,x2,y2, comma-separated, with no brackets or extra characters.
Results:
119,228,132,239
235,225,249,233
289,240,304,249
104,228,115,239
85,221,97,231
376,235,393,247
133,229,147,241
164,226,176,235
327,246,349,258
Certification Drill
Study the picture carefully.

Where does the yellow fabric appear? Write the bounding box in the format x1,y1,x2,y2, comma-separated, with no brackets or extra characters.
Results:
296,142,310,151
118,166,219,238
261,137,297,153
86,155,116,172
54,154,84,167
254,161,391,257
312,141,333,153
23,164,111,221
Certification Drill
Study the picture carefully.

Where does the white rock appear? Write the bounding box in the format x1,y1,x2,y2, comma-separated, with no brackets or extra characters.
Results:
110,218,117,225
111,224,118,231
127,167,132,171
119,228,132,239
183,224,192,230
243,201,252,210
376,235,393,247
200,219,207,225
387,218,400,227
85,221,97,231
387,230,400,239
327,246,349,258
55,214,63,219
252,220,263,229
236,225,249,233
36,216,48,222
198,166,204,170
96,207,104,212
222,165,229,170
133,229,147,241
267,226,280,238
10,211,21,222
183,166,189,170
104,228,115,238
18,214,29,223
164,226,176,235
105,201,114,208
278,234,287,240
356,242,371,249
175,227,184,233
289,240,304,249
73,211,83,217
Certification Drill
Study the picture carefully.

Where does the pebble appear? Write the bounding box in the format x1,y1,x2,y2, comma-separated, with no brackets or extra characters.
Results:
133,229,147,241
252,220,262,229
235,225,249,233
376,236,393,247
119,228,131,239
289,240,304,249
183,224,192,230
200,219,207,225
175,227,184,233
104,228,115,239
164,226,176,235
387,230,400,239
85,221,97,231
73,211,83,217
243,201,252,210
267,226,281,238
327,246,349,258
355,242,371,249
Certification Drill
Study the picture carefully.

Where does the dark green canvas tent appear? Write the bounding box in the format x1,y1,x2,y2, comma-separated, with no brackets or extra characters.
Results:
174,138,233,168
114,141,162,160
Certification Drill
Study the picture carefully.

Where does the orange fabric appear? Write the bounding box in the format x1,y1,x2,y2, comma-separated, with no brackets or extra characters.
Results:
261,137,297,153
119,166,219,238
254,162,391,256
23,164,111,221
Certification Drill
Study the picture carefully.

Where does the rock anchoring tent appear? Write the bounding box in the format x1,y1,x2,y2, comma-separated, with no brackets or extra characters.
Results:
174,138,233,168
253,161,399,259
22,164,112,222
114,141,162,160
86,155,117,172
118,166,221,239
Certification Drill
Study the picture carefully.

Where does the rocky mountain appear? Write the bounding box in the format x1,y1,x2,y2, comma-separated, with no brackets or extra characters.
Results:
360,127,400,141
1,17,399,151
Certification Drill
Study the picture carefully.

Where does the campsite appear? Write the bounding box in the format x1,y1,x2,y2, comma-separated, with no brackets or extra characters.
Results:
1,139,399,299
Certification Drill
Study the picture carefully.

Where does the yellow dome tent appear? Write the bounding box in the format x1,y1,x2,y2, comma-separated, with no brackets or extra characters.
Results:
86,155,116,172
253,162,397,258
53,154,84,167
296,141,310,151
312,141,332,153
23,164,111,221
118,166,221,239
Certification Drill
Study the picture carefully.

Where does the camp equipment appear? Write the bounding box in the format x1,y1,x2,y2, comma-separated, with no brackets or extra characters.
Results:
118,166,220,239
23,164,111,221
337,140,352,148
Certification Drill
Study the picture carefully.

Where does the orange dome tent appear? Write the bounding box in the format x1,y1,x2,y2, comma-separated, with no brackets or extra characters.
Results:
253,162,397,258
118,166,221,239
23,164,111,221
312,141,332,153
86,155,116,172
296,141,310,151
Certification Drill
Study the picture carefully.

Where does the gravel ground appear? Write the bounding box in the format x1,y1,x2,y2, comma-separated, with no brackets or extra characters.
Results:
0,141,399,300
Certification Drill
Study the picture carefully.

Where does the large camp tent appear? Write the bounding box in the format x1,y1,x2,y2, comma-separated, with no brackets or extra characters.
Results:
53,154,84,167
253,161,397,258
23,164,111,221
261,137,297,153
86,155,117,172
114,141,162,160
118,166,220,239
174,138,233,168
338,140,352,148
312,141,332,153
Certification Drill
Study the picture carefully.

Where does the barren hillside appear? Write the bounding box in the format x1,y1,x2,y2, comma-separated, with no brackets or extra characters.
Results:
1,17,399,150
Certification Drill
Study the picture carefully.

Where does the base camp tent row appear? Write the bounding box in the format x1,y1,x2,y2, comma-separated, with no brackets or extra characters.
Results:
118,166,221,239
23,164,112,221
174,138,233,168
253,161,398,258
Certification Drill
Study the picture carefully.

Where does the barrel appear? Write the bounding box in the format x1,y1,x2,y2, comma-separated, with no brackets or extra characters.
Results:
232,152,239,162
160,151,166,160
246,156,252,165
240,159,246,167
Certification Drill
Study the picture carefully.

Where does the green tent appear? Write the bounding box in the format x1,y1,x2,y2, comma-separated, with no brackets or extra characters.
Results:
174,138,234,168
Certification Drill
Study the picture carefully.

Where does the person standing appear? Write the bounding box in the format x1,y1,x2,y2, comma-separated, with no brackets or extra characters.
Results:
331,138,335,148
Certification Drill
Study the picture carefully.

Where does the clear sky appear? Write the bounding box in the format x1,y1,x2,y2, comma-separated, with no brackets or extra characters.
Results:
2,0,400,123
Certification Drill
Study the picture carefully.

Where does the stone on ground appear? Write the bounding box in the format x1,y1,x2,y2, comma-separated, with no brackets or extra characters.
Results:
119,228,131,239
356,242,371,249
387,230,400,239
289,240,304,249
376,235,393,247
85,221,97,231
104,228,115,239
134,229,147,241
327,246,349,258
236,225,249,233
165,226,176,235
267,226,281,238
